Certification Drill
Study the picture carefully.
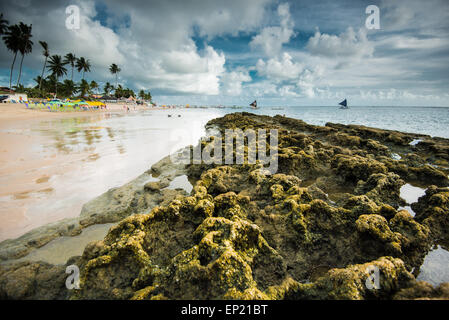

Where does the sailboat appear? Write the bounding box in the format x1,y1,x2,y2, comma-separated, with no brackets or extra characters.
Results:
339,99,349,109
250,100,258,109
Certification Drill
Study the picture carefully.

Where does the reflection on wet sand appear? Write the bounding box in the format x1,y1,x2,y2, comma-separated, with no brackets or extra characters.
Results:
0,109,222,242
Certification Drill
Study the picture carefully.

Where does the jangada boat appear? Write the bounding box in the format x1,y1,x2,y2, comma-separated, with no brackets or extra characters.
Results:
249,100,258,109
339,98,349,109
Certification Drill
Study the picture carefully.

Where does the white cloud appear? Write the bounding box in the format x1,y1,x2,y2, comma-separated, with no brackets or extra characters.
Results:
306,27,373,59
245,80,278,97
0,0,125,82
295,66,326,98
278,85,298,97
220,68,251,96
0,0,270,96
193,0,271,38
255,52,303,80
249,3,295,57
105,0,274,95
141,45,226,95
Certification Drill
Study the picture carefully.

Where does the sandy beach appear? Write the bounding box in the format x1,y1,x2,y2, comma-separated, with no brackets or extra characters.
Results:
0,103,104,239
0,102,219,241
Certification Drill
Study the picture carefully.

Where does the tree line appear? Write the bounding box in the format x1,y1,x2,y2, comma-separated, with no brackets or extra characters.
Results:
0,13,151,101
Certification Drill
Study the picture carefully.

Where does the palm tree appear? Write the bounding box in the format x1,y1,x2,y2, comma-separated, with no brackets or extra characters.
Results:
139,89,145,100
47,55,67,97
45,74,57,96
3,24,21,91
0,13,8,35
61,79,76,97
78,79,90,97
89,80,98,95
103,82,113,96
114,84,123,98
33,75,43,88
63,53,76,81
16,22,33,87
109,63,121,88
76,57,91,80
14,83,25,93
38,41,49,92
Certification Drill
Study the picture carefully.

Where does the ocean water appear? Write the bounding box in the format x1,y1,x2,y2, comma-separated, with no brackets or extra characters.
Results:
246,106,449,139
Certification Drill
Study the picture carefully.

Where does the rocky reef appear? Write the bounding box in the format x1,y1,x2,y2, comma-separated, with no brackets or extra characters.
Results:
1,112,449,300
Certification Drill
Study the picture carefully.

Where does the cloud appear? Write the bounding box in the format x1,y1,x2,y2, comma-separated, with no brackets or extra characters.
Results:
306,27,374,59
0,0,125,80
193,0,271,38
380,0,449,32
255,52,303,80
1,0,449,106
220,68,251,96
249,3,295,57
146,45,226,95
0,0,271,96
296,66,326,98
278,85,299,97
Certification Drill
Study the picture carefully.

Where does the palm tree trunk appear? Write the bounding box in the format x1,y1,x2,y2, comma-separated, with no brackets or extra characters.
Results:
55,76,58,98
16,53,25,88
39,57,47,91
71,65,74,81
115,73,118,88
9,51,17,92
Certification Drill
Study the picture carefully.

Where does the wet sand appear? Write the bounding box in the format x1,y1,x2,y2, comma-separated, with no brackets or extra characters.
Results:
0,103,221,242
2,223,115,265
0,103,110,240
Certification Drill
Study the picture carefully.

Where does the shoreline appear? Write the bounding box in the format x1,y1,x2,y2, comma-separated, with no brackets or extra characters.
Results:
0,111,449,300
0,102,206,242
1,110,448,260
0,103,146,241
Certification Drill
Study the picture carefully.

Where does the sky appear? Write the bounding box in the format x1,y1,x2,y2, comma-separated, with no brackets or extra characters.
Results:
0,0,448,106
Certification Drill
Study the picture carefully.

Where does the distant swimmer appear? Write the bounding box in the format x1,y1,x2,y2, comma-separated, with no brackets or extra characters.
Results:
168,114,172,117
